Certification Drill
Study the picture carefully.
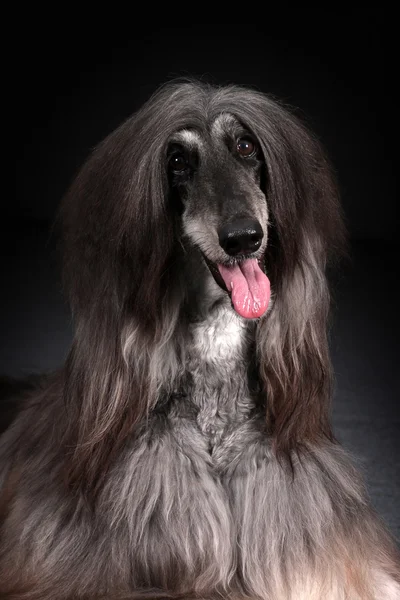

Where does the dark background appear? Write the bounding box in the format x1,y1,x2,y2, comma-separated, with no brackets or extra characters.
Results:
4,17,399,537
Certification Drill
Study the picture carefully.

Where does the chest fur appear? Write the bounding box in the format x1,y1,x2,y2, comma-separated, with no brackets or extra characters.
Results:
187,307,255,448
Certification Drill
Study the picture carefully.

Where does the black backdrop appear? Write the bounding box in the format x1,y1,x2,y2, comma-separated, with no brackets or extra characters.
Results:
5,16,400,538
13,17,397,241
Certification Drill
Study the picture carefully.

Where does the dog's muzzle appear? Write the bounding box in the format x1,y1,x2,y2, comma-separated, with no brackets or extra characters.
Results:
204,218,271,320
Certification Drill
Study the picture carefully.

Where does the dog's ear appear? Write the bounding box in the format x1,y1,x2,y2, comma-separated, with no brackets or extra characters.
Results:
59,106,180,496
253,106,347,453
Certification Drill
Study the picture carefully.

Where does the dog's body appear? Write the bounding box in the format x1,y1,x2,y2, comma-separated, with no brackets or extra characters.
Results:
1,81,399,599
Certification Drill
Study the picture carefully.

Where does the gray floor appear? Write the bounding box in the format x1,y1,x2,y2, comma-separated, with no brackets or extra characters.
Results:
330,241,400,540
1,222,399,541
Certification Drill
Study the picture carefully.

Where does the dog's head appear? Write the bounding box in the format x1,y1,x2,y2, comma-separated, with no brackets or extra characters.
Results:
62,81,345,327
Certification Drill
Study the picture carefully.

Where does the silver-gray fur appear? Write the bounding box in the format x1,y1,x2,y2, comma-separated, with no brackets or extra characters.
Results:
1,81,399,599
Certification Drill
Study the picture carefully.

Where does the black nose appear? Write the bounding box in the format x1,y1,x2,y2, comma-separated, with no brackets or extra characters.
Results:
218,218,264,256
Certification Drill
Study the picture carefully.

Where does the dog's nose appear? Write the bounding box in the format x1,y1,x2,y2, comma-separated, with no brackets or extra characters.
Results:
218,218,264,256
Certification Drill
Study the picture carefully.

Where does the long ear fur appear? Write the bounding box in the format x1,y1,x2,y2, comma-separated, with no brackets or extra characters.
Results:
213,88,347,453
259,110,347,453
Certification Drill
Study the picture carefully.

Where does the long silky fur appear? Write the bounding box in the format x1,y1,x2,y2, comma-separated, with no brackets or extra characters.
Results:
1,81,399,599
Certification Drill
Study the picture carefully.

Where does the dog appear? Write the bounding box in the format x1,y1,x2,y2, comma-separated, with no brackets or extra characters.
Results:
1,80,399,599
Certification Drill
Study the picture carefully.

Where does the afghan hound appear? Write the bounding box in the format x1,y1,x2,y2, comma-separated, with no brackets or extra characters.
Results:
1,81,399,599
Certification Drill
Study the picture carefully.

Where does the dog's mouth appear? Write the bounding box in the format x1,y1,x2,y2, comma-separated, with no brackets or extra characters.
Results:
204,255,271,319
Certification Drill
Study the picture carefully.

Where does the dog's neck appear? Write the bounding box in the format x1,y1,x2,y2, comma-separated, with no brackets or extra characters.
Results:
181,264,260,450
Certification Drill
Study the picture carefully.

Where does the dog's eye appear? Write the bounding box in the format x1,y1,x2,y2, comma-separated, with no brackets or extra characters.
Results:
170,154,188,173
236,138,257,158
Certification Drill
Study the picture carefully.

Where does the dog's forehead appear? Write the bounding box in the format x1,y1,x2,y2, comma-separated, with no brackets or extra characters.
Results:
210,113,239,138
170,113,240,151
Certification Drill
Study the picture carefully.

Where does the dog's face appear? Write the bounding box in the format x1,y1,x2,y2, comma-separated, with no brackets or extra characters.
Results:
167,114,271,319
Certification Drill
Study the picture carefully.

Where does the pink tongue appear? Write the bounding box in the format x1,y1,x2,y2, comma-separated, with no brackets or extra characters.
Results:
217,259,271,319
